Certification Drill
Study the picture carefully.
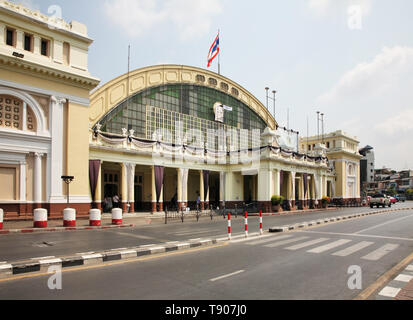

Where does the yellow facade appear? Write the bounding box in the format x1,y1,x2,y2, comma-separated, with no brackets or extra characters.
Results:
0,0,99,218
300,130,363,202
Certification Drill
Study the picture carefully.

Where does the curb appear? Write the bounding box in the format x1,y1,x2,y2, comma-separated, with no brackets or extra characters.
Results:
0,239,218,279
0,224,135,235
249,208,338,217
269,207,413,233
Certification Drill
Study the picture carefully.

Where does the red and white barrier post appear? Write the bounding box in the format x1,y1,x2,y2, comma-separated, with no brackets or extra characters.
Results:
33,208,48,228
63,208,76,227
244,211,248,238
0,208,3,230
112,208,123,225
228,213,231,240
89,209,101,226
259,210,263,235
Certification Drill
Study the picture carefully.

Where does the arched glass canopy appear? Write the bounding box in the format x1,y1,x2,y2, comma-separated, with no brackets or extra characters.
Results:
99,84,267,139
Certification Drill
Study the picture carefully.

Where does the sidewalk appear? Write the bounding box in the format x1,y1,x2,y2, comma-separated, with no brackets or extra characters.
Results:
377,263,413,300
0,207,341,232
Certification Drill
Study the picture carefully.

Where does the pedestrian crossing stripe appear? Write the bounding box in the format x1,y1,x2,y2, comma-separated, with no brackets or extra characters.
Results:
244,235,400,261
331,241,374,257
307,239,352,253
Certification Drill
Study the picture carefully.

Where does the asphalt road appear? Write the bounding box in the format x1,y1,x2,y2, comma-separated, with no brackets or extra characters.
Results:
1,202,413,300
0,203,411,263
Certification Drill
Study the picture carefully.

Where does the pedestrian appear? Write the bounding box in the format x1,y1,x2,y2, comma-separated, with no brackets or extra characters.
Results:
196,191,201,211
113,194,120,208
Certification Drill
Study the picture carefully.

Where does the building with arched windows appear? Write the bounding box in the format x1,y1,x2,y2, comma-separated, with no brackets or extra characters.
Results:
0,1,346,221
0,0,99,219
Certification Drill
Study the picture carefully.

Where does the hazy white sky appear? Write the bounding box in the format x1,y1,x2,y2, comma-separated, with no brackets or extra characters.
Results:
13,0,413,170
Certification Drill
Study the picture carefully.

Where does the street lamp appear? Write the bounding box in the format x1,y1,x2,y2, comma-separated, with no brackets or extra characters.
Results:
265,87,269,111
265,87,277,118
321,113,325,144
61,176,74,208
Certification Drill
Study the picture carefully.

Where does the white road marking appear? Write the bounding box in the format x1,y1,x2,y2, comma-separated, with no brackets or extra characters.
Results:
354,213,413,234
361,244,399,261
230,233,272,244
174,230,215,236
298,230,413,242
285,238,330,251
110,232,155,240
406,265,413,272
247,234,294,246
265,237,309,248
331,241,374,257
210,270,245,282
379,286,401,298
307,239,352,254
394,274,413,283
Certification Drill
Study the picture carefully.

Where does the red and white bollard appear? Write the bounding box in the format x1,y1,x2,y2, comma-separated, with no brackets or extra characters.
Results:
244,211,248,238
33,208,48,228
0,208,3,230
112,208,123,225
259,210,263,235
89,209,101,226
63,208,76,227
227,213,231,241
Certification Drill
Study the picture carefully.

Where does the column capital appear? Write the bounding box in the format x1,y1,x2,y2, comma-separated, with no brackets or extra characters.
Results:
51,96,67,105
33,152,45,158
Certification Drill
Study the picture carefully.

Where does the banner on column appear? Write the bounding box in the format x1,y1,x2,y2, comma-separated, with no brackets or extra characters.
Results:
154,166,165,203
89,160,101,203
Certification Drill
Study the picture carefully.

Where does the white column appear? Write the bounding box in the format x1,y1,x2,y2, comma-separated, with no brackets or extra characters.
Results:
48,96,66,203
20,160,26,201
291,172,296,201
258,169,272,201
273,170,280,196
126,163,135,204
34,153,43,203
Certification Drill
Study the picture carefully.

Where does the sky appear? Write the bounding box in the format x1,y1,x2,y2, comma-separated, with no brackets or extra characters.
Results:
12,0,413,171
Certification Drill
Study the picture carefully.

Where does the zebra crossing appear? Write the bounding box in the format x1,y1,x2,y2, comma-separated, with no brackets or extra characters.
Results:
245,234,400,261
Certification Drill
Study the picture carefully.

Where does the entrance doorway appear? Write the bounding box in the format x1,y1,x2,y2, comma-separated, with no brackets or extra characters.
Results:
209,172,220,210
243,175,257,205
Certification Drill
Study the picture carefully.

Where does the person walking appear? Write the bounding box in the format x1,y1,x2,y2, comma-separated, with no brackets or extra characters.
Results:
113,194,120,208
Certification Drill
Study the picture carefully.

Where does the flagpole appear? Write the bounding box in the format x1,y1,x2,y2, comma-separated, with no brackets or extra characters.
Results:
218,29,221,75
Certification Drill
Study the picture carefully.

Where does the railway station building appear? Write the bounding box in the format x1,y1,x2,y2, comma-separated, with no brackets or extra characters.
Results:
0,0,344,220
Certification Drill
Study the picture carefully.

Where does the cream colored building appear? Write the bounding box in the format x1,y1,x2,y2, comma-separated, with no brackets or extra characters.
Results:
300,130,363,204
0,0,99,219
89,64,333,214
0,1,335,220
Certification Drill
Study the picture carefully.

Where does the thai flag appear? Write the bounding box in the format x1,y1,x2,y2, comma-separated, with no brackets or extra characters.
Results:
207,34,219,68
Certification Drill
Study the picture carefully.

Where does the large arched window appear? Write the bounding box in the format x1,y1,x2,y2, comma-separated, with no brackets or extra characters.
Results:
98,84,267,138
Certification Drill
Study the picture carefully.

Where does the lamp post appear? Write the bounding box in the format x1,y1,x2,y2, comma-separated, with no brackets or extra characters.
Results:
61,176,74,208
321,113,325,144
265,87,277,118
